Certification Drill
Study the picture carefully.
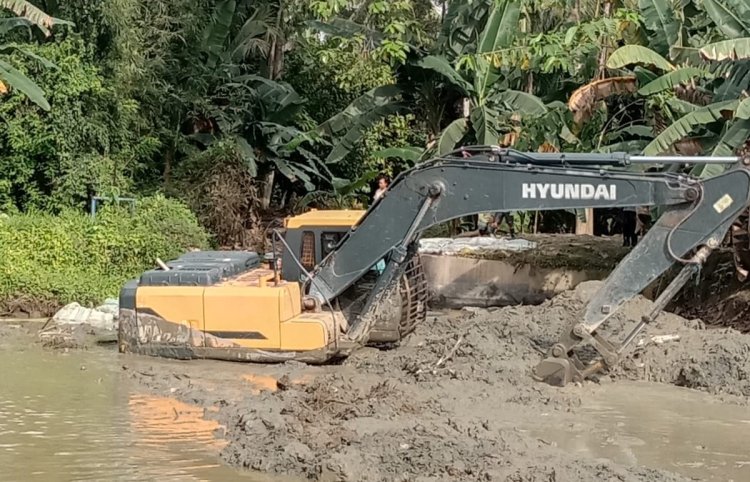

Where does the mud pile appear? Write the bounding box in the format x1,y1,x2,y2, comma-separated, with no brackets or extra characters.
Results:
126,280,750,481
216,371,685,482
223,282,748,480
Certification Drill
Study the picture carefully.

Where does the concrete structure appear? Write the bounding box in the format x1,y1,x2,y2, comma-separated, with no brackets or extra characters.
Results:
418,237,613,308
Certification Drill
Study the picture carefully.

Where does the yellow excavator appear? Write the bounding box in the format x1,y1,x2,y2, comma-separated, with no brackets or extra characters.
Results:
118,146,750,386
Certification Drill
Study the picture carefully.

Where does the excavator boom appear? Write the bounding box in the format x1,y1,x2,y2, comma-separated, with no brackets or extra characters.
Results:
304,146,749,385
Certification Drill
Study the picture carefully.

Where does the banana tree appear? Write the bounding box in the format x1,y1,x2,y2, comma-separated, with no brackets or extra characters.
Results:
314,0,553,161
602,42,749,162
198,74,333,209
573,0,750,161
0,0,69,110
313,0,645,164
186,0,333,208
295,170,379,210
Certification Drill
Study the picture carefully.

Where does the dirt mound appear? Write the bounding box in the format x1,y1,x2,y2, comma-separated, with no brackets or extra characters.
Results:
209,281,729,481
217,371,685,482
567,282,750,399
449,280,750,399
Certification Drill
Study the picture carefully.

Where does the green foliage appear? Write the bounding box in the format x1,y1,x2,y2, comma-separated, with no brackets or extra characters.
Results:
296,170,377,210
700,38,750,60
644,100,740,155
360,113,426,176
318,84,403,164
638,0,680,54
604,1,750,161
437,118,470,155
0,195,210,313
700,0,750,39
309,0,438,64
286,39,394,123
607,45,674,71
0,0,67,110
0,37,159,212
3,0,750,245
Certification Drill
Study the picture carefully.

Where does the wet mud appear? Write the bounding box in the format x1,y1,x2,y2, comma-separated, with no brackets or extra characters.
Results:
120,280,750,481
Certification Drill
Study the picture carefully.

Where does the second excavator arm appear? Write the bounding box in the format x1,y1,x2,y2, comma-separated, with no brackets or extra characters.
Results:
305,146,749,386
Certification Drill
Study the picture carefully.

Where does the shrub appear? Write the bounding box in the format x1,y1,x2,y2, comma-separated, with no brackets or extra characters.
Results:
0,195,210,316
170,141,263,249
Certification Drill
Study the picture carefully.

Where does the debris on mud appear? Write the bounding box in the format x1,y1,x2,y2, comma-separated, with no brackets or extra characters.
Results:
38,323,90,349
124,280,750,481
669,248,750,334
37,299,120,350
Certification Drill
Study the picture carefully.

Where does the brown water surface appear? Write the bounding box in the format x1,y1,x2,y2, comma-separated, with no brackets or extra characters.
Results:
0,343,263,482
535,381,750,481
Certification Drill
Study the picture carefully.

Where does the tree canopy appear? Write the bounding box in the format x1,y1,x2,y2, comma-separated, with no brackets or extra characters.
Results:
0,0,748,244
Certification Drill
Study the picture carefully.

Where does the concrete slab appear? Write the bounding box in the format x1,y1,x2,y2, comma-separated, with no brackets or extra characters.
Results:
418,236,620,308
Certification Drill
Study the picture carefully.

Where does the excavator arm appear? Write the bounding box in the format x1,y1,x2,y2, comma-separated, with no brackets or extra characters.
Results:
305,146,749,386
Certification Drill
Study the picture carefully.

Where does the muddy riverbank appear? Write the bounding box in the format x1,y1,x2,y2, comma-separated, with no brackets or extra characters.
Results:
113,280,750,481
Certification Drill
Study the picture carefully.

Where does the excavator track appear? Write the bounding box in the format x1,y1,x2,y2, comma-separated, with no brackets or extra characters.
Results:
338,254,428,345
397,255,429,337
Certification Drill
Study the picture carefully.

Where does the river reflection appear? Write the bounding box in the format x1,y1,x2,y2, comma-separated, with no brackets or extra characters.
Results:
0,342,256,482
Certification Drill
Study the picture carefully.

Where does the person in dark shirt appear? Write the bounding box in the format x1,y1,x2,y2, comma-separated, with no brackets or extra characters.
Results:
480,211,515,238
622,207,637,247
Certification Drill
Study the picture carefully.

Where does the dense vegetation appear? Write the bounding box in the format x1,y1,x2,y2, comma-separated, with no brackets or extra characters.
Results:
0,196,209,314
0,0,748,307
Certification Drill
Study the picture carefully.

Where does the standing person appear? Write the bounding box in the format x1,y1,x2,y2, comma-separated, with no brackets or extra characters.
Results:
636,206,652,237
489,211,516,238
373,174,390,203
372,174,391,274
622,207,637,247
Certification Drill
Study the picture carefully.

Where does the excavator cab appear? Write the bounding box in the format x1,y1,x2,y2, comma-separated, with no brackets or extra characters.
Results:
279,209,364,282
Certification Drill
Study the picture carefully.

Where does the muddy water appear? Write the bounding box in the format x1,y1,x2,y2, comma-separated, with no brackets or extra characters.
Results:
536,381,750,481
0,342,261,482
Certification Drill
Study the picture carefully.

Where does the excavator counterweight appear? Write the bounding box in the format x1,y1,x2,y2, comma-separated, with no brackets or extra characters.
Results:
118,146,750,387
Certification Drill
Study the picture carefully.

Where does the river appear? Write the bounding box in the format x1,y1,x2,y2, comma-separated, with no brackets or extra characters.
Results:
0,332,261,482
534,381,750,481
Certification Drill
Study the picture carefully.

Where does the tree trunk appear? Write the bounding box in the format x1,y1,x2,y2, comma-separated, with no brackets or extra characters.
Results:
268,6,286,80
462,98,471,118
576,208,595,235
163,146,173,188
269,39,284,79
260,170,275,210
596,1,613,79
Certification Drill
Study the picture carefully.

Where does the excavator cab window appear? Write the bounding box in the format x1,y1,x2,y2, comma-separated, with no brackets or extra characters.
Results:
321,232,343,258
300,231,316,270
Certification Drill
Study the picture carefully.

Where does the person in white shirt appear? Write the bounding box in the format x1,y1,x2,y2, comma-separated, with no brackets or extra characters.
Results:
373,175,390,202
